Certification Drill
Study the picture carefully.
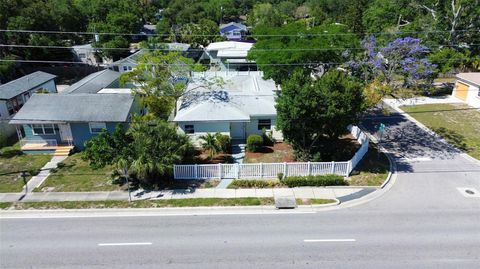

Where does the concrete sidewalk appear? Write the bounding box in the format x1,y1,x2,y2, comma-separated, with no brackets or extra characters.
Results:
383,96,463,109
23,156,68,193
0,187,376,203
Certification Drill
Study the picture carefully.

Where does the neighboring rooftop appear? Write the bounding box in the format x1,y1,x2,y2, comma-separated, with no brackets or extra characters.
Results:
457,73,480,86
174,72,277,122
206,41,253,58
10,93,135,123
0,71,56,100
220,22,247,31
62,69,120,94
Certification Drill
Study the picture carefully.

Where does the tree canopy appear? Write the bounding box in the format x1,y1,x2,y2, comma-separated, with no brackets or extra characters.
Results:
248,22,359,84
276,70,365,161
83,121,193,185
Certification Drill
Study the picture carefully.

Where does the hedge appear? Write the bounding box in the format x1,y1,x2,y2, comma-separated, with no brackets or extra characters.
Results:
281,175,347,187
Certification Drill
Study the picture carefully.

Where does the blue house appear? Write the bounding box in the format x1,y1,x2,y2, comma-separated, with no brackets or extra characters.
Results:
0,71,57,139
219,22,247,41
9,93,139,155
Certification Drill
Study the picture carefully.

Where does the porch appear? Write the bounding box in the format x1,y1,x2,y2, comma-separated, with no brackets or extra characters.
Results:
19,139,74,156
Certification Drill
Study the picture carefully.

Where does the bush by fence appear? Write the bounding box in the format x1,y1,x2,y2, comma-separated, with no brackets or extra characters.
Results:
281,175,347,187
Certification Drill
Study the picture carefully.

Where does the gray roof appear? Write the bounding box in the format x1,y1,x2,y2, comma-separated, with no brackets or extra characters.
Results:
174,72,278,122
457,73,480,87
63,69,120,94
0,71,56,100
220,22,247,31
10,93,134,123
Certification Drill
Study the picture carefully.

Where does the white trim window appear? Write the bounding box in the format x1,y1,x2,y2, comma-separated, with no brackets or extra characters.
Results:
257,119,271,130
31,124,56,135
89,122,107,134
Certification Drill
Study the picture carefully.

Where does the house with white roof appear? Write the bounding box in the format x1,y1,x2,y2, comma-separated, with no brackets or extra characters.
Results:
173,71,282,145
204,41,256,71
452,73,480,108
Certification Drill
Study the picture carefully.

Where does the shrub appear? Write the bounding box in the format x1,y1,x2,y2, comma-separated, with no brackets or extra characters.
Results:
262,128,275,146
247,134,263,152
228,179,282,189
215,133,231,153
277,173,284,180
281,175,347,187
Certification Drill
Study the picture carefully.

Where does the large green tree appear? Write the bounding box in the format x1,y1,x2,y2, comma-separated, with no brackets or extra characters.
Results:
276,70,365,161
120,51,204,119
248,22,359,84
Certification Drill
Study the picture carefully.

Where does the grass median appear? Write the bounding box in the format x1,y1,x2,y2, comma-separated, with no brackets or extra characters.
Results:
0,197,275,210
295,198,337,205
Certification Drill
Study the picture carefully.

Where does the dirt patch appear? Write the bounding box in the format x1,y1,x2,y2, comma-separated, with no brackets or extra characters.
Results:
245,142,295,163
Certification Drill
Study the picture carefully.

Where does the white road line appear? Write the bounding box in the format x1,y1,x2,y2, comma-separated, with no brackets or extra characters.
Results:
98,242,152,246
303,239,356,243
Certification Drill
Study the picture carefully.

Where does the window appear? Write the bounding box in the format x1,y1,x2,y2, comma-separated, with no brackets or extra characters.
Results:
184,125,194,134
123,66,128,71
78,53,86,59
6,100,15,115
257,119,271,130
31,124,56,135
89,122,106,134
128,66,133,71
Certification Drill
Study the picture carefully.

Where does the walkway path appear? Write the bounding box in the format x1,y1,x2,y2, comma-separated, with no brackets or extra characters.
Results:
0,186,375,203
23,156,68,193
231,140,246,164
383,95,463,109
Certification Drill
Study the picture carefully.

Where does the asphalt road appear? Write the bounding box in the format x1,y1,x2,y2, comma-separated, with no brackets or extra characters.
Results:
1,107,479,269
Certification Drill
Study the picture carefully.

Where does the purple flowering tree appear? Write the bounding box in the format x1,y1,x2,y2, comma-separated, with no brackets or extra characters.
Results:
349,36,437,90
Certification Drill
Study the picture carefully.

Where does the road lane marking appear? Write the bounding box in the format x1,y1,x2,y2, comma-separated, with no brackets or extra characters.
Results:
98,242,152,246
304,239,356,243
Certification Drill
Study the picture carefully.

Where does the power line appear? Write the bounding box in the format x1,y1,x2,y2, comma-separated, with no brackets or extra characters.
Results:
0,57,473,66
0,28,478,37
1,43,478,52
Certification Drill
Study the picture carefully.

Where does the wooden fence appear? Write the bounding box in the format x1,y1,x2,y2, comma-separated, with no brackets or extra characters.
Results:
174,125,369,180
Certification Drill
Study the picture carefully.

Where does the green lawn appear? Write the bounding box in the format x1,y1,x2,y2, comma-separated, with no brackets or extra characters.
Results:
295,198,337,205
0,142,52,192
401,103,480,160
36,153,123,192
1,197,275,210
348,145,390,186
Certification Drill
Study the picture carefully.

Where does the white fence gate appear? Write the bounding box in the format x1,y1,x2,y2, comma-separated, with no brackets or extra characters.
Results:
174,125,369,180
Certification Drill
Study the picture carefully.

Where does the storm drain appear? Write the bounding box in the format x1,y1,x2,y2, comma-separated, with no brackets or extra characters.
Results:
456,187,480,198
274,196,297,209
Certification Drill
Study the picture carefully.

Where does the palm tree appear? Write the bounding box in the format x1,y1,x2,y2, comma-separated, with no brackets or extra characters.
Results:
199,133,219,160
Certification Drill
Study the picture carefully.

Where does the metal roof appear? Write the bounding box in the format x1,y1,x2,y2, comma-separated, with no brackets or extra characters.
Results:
220,22,247,31
0,71,56,100
10,93,134,124
174,72,277,122
62,69,120,94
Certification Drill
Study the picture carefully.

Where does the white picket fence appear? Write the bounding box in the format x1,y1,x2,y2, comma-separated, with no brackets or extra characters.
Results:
174,125,369,180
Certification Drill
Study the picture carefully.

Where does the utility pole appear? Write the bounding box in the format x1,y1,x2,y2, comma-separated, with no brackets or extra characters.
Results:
21,171,28,195
124,166,132,202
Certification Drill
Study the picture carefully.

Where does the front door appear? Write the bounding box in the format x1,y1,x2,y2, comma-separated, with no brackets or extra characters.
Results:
58,124,73,143
230,122,245,139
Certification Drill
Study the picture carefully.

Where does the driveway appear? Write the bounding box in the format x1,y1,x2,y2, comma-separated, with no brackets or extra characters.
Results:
360,106,480,212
